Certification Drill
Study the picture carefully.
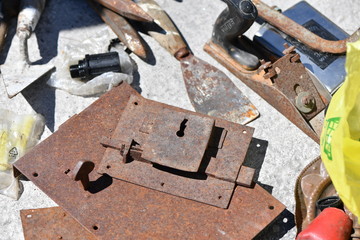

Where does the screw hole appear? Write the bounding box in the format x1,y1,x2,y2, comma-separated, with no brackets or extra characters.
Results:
242,130,247,134
134,102,138,105
256,144,261,148
106,165,111,169
93,225,99,230
32,172,38,177
283,218,288,223
160,182,165,186
26,214,32,218
64,169,70,174
268,205,274,210
218,196,222,199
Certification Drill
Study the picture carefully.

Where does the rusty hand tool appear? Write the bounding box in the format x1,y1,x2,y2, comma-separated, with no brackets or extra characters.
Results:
253,0,360,54
134,0,259,125
212,0,259,70
89,0,148,59
94,0,153,22
204,0,329,143
1,0,55,98
17,0,46,65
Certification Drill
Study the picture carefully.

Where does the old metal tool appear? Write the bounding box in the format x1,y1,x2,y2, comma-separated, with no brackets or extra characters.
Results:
253,1,351,95
253,0,360,54
135,0,259,125
212,0,259,70
1,0,54,98
294,157,360,240
14,82,285,239
294,157,334,233
90,1,149,59
94,0,153,22
204,0,330,142
17,0,46,64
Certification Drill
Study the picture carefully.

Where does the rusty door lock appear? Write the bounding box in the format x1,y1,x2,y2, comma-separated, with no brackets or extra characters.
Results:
98,94,255,208
14,83,285,239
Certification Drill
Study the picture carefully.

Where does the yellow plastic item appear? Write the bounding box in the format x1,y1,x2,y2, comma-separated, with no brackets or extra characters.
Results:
0,110,44,199
321,40,360,218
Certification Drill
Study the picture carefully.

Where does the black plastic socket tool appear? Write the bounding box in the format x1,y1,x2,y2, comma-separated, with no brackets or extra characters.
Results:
212,0,259,69
70,52,121,80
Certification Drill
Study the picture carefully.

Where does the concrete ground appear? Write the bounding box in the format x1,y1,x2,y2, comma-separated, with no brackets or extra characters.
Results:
0,0,358,239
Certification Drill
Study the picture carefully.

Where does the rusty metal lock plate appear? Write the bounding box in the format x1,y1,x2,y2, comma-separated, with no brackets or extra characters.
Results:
14,83,285,239
21,207,97,240
98,94,254,208
141,108,215,172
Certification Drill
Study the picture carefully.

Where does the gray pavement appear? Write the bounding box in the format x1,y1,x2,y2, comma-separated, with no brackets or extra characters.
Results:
0,0,358,239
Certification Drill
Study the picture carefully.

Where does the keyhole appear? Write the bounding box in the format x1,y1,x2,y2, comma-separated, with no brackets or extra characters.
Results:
176,119,188,137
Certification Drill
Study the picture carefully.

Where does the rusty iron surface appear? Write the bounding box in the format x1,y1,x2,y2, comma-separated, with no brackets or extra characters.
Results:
181,54,260,125
270,46,326,121
98,94,254,208
94,0,153,22
141,107,215,172
21,207,97,240
204,41,327,143
253,0,360,54
14,82,285,239
91,2,148,59
137,0,259,125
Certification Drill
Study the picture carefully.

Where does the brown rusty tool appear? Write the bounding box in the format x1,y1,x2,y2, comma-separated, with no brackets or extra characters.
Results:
295,157,360,239
93,0,152,22
1,0,55,98
14,82,285,239
90,1,148,59
253,0,360,54
204,0,329,143
135,0,259,125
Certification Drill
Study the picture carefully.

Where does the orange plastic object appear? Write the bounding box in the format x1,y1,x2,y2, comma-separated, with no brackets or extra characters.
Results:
297,207,353,240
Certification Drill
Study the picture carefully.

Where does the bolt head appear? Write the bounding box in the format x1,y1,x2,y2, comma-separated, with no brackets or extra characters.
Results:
296,92,316,114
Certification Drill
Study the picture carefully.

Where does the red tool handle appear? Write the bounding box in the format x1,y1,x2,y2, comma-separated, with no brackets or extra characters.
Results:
297,207,353,240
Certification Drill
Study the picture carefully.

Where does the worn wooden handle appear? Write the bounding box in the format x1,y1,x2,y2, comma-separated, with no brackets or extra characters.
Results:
136,0,189,59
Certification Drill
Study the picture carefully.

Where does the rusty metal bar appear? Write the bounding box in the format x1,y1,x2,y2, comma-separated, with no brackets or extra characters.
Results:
253,0,360,54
